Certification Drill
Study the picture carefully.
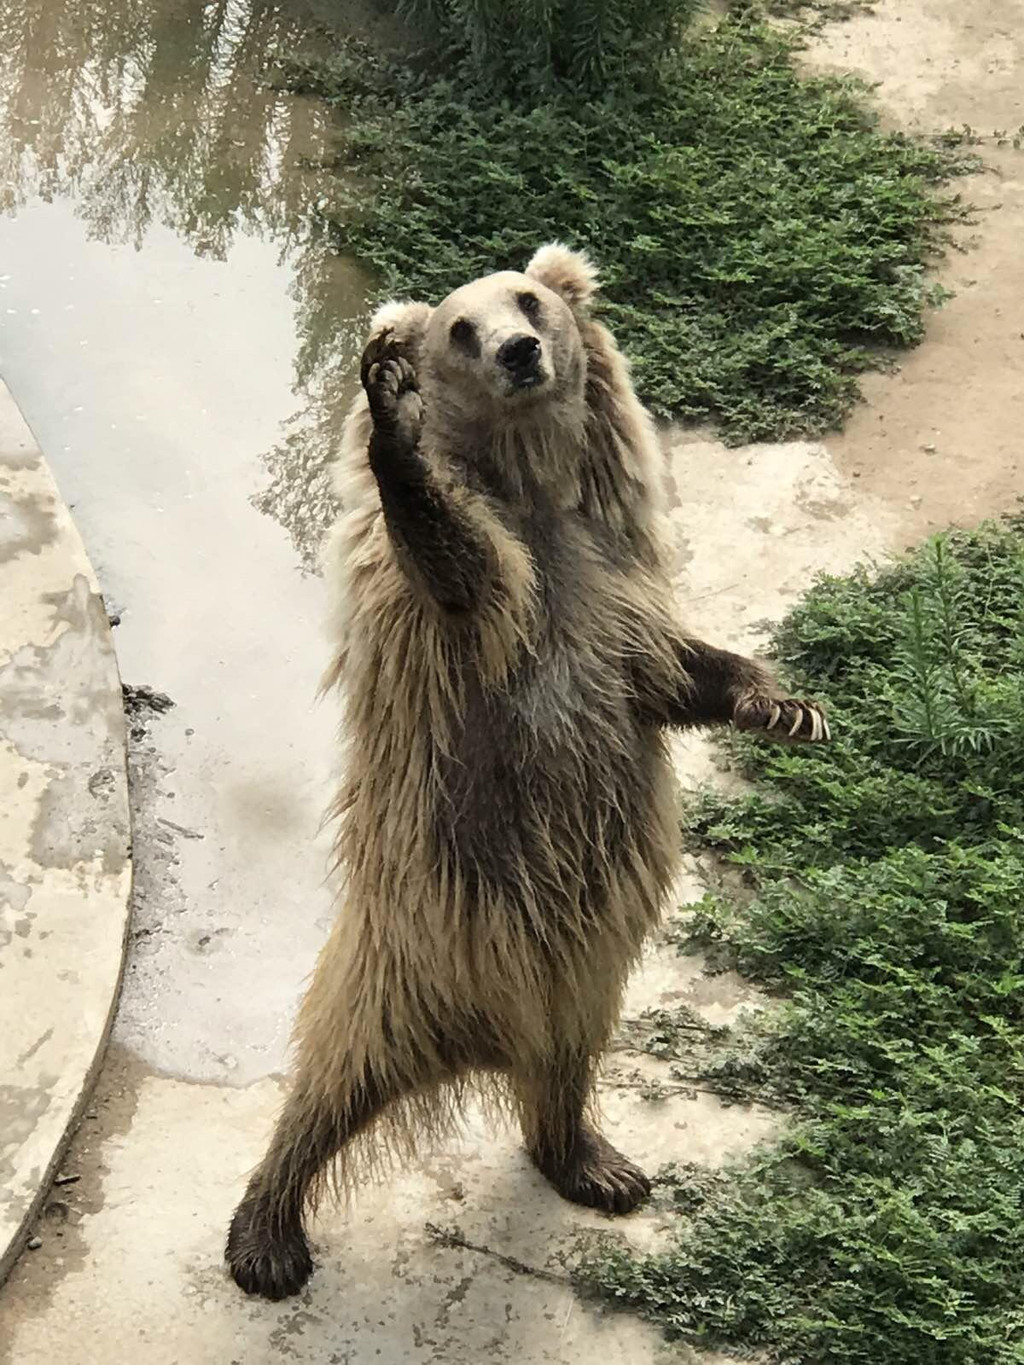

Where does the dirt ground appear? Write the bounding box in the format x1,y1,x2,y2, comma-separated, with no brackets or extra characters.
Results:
1,1,1021,1361
811,0,1024,540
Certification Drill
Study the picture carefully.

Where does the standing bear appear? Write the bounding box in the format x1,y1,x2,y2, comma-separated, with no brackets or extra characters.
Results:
227,244,829,1299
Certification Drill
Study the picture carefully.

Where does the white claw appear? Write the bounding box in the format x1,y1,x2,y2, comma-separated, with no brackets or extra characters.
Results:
767,703,781,730
823,716,831,742
811,710,821,743
788,709,803,738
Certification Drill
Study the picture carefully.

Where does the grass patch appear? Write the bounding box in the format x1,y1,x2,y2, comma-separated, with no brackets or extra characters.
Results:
581,517,1024,1362
288,13,973,442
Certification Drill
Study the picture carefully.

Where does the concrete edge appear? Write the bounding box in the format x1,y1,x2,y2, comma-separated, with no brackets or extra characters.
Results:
0,379,133,1285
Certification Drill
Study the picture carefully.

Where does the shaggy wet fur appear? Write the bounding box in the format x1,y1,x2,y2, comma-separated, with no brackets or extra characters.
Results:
226,244,828,1300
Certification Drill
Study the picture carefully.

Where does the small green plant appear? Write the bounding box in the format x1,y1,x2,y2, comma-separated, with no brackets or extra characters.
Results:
890,539,1020,759
618,1005,726,1062
288,13,974,443
579,519,1024,1363
395,0,701,86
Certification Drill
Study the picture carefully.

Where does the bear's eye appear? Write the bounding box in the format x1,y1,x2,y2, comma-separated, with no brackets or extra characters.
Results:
449,318,479,355
517,291,541,323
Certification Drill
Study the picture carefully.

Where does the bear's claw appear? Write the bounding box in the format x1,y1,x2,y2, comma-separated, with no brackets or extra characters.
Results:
734,693,830,744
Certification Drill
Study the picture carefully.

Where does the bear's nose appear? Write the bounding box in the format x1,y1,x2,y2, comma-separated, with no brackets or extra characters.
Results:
496,334,541,374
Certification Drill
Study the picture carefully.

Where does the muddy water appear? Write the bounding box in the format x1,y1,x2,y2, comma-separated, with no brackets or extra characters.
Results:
0,0,370,1084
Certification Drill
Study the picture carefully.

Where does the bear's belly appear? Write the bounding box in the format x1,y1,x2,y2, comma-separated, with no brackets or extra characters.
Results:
436,665,671,914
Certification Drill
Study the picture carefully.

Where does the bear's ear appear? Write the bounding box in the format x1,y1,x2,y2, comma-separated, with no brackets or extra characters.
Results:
525,243,598,310
366,300,434,362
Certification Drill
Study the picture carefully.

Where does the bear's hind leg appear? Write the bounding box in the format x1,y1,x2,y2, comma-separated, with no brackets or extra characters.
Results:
226,1068,395,1300
517,1050,651,1215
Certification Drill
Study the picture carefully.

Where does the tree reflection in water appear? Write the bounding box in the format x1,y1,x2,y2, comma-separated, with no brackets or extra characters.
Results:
0,0,373,567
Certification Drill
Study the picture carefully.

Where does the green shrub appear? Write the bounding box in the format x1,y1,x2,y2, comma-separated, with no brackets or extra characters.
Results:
394,0,701,86
579,519,1024,1362
288,15,973,442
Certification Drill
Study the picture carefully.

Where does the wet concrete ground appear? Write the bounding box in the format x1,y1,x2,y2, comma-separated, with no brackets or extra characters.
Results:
0,0,372,1089
1,0,1022,1360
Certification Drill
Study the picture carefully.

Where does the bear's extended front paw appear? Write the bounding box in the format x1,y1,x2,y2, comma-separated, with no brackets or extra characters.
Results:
734,692,830,744
361,329,423,447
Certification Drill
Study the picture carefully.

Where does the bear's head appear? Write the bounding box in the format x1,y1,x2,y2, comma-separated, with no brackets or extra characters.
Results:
372,245,597,422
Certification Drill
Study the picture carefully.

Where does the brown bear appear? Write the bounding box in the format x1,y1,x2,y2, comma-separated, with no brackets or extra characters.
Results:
226,244,828,1300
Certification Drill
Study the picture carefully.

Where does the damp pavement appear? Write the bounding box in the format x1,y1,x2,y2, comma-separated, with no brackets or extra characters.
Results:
0,1,1021,1361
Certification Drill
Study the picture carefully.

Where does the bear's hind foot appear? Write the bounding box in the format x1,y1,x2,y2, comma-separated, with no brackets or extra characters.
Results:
226,1193,313,1300
532,1126,651,1215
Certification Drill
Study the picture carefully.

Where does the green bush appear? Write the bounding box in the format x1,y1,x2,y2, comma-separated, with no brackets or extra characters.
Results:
394,0,701,86
580,519,1024,1363
288,15,973,442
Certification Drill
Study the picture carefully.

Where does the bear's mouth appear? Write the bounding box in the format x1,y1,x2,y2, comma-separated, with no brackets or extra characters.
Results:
503,362,549,397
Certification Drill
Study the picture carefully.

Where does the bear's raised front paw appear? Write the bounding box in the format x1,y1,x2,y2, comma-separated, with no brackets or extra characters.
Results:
734,692,830,744
361,328,423,446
